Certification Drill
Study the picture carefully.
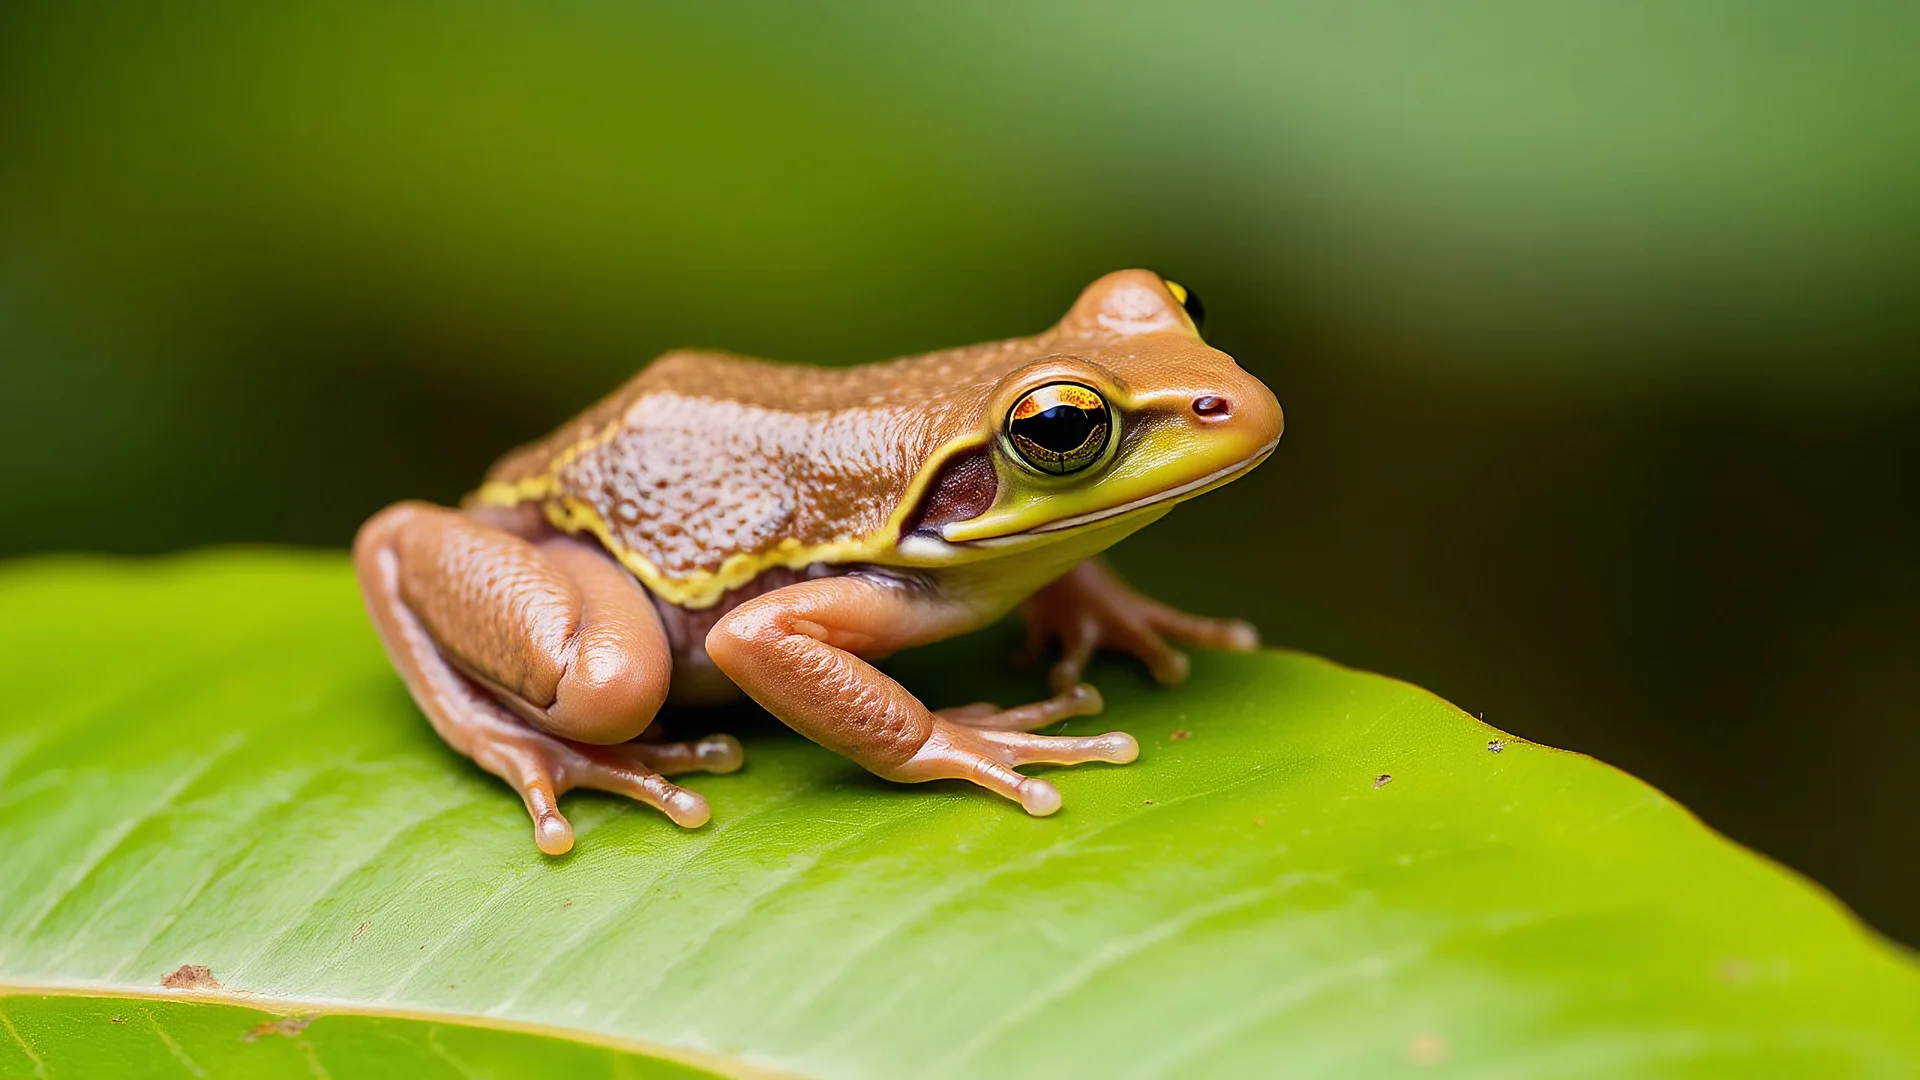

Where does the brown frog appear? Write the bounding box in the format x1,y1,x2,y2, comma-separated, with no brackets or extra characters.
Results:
355,270,1282,854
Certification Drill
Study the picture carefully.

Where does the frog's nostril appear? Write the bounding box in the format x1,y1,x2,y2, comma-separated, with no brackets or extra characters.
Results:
1192,395,1232,420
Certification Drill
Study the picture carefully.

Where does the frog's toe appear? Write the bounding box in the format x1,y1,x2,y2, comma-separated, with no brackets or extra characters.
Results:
498,748,589,855
887,716,1138,816
1148,608,1260,652
511,767,575,856
570,752,712,829
695,734,746,773
937,683,1103,732
631,734,745,776
585,771,710,829
978,727,1139,768
1137,636,1192,687
1046,619,1102,694
532,807,575,856
1015,777,1063,816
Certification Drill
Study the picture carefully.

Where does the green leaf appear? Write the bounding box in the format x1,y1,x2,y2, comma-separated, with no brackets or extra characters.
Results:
0,993,732,1079
2,552,1915,1078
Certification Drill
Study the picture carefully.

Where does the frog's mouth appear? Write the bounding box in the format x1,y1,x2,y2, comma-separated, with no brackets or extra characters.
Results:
945,437,1279,546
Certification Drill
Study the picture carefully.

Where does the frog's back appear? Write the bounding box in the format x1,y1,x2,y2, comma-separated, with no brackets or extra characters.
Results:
475,339,1044,608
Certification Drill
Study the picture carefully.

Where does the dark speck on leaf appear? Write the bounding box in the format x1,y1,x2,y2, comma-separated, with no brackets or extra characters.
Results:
1169,729,1192,741
110,1016,127,1024
1488,740,1506,753
1374,774,1393,789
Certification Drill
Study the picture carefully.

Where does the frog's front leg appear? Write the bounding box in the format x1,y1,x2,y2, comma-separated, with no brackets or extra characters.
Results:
1021,558,1260,693
355,502,742,855
706,575,1136,815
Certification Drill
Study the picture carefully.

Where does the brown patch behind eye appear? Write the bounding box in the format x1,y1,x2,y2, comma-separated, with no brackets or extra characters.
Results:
901,446,998,536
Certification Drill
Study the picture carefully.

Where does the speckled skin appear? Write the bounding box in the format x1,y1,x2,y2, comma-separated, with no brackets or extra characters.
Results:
480,343,1011,579
357,270,1285,853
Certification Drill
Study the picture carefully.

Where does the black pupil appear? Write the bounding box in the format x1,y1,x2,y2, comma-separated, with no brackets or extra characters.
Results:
1013,404,1105,452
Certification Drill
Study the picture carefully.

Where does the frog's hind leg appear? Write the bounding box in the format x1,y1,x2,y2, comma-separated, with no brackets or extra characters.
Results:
354,502,742,855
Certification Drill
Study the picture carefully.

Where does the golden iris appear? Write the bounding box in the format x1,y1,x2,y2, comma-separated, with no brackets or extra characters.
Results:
1007,383,1112,475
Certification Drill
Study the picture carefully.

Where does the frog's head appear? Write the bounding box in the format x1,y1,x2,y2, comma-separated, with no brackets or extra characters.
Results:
903,270,1282,555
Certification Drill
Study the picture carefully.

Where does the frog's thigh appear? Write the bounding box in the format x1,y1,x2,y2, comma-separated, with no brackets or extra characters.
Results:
367,501,670,743
705,576,1137,815
356,503,736,854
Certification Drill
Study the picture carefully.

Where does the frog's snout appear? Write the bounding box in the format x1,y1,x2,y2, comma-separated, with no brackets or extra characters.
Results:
1185,375,1284,454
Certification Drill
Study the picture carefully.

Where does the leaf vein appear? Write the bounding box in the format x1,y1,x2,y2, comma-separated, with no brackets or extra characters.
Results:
39,765,327,977
931,887,1275,1078
791,765,1274,1042
0,1000,48,1080
1137,943,1429,1079
222,789,493,985
375,804,632,1003
599,808,926,1026
487,783,818,1016
102,759,407,982
143,1007,208,1078
9,730,252,964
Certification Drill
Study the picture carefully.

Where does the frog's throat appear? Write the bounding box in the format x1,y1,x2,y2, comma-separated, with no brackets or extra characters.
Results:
470,431,1271,611
952,439,1278,544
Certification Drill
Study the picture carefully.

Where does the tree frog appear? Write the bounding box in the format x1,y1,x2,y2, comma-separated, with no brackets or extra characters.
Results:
355,270,1282,854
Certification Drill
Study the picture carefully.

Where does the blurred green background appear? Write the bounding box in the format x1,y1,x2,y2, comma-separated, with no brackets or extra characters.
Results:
2,3,1915,943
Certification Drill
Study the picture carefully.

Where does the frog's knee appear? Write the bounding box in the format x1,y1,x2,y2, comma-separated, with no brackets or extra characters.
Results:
353,500,432,562
546,626,670,744
709,605,776,655
704,604,804,684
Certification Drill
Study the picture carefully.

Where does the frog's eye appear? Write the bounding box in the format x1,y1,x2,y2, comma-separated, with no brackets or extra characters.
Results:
1007,383,1112,476
1162,278,1205,331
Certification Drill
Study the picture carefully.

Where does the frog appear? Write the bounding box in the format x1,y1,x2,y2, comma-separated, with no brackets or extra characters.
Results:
354,270,1283,854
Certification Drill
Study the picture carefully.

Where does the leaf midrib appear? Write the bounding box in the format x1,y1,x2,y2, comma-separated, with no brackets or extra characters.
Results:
0,983,791,1080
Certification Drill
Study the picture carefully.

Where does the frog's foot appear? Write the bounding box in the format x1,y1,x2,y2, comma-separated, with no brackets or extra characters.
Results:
935,682,1104,732
475,720,743,855
1021,559,1259,693
887,718,1138,816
